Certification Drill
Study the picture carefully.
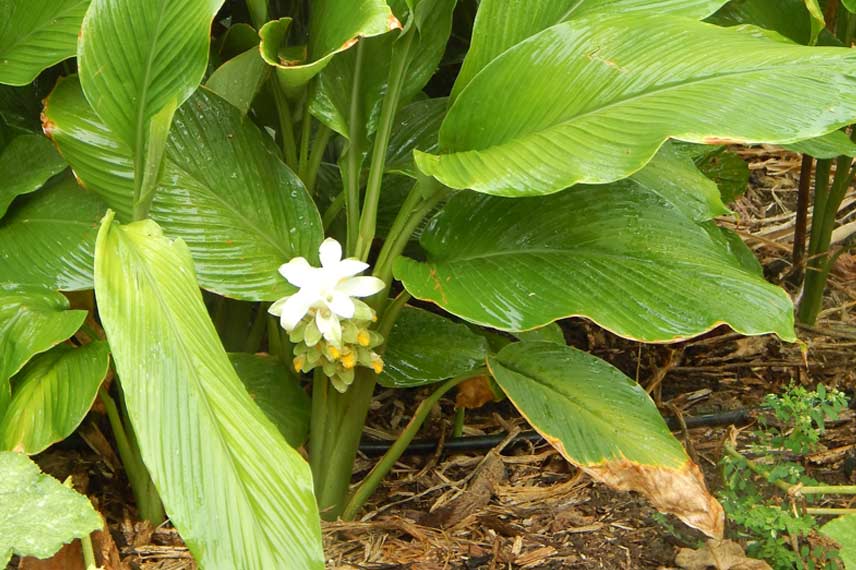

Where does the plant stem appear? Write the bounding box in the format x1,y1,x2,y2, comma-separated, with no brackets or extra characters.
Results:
322,192,345,229
344,43,367,256
355,31,416,261
99,387,164,524
341,369,487,520
81,533,97,570
309,368,378,520
452,407,465,438
376,290,411,342
792,155,813,278
797,485,856,495
298,102,312,180
243,303,269,354
271,80,299,169
805,507,856,515
724,443,793,493
304,125,332,195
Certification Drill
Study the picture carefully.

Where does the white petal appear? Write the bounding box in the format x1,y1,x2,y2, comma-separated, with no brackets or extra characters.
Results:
318,238,343,268
278,257,314,287
316,310,343,347
337,276,385,298
327,293,355,319
333,258,369,279
267,296,290,317
279,290,316,330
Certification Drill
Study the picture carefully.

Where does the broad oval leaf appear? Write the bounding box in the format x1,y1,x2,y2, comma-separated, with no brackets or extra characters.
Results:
385,97,446,178
452,0,727,99
260,0,398,92
229,353,311,448
44,77,324,300
380,306,489,388
0,174,106,290
205,46,270,115
418,16,856,197
394,180,795,343
0,451,101,565
0,341,109,454
77,0,223,151
784,130,856,158
0,134,67,217
0,0,90,86
489,342,724,537
0,285,86,412
94,213,323,568
821,514,856,569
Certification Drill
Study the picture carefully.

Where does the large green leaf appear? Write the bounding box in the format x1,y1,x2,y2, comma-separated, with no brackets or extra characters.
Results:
451,0,728,100
418,16,856,197
310,0,455,139
385,97,446,178
0,285,85,413
0,173,105,290
0,342,109,454
784,130,856,158
0,134,67,217
708,0,833,45
489,342,724,537
394,180,795,343
822,515,856,569
259,0,398,92
380,306,488,388
0,0,90,86
205,46,270,115
77,0,223,150
229,353,311,448
0,451,101,565
94,213,323,568
44,77,324,300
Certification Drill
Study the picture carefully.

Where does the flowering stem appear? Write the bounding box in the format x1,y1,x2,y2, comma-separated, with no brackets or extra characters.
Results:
304,124,332,195
271,80,299,170
355,30,415,261
344,43,367,256
341,368,488,520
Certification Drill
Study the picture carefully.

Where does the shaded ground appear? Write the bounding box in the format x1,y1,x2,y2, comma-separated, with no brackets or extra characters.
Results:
18,147,856,569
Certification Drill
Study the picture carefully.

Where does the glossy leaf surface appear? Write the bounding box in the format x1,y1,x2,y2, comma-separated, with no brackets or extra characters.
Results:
44,78,324,300
394,181,795,343
784,130,856,158
0,342,109,454
260,0,397,91
0,451,100,564
0,174,105,290
385,97,446,178
419,16,856,197
206,46,270,115
452,0,728,100
0,285,85,412
229,353,311,447
77,0,222,151
489,342,723,537
380,307,489,388
0,134,66,217
94,214,323,568
0,0,90,86
708,0,830,45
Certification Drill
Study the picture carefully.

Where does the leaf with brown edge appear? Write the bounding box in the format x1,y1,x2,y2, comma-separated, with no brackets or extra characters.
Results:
488,342,724,538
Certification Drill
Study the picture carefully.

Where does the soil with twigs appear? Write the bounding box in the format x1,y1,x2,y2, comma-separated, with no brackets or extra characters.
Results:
15,146,856,570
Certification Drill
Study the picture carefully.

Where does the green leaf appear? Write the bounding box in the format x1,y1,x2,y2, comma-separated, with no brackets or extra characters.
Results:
822,514,856,569
229,353,311,448
0,451,101,563
512,323,564,345
452,0,728,100
488,342,724,537
0,0,91,86
385,97,446,178
0,285,86,413
803,0,825,44
0,134,67,217
78,0,223,151
0,342,109,454
310,0,455,139
708,0,833,45
0,84,42,133
418,16,856,197
260,0,398,92
845,0,856,13
784,130,856,158
206,46,271,115
379,306,489,388
94,213,323,568
394,180,795,343
0,173,106,290
672,142,750,204
44,77,324,301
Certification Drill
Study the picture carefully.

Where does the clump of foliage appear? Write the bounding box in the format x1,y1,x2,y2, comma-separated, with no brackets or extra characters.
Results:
721,384,850,569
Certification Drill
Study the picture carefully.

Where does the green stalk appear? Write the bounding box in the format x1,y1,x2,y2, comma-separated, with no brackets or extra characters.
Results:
81,533,97,570
99,387,164,523
243,302,269,354
298,103,313,180
798,485,856,495
452,407,465,438
304,125,332,195
341,369,487,520
355,31,416,261
344,43,367,256
805,507,856,515
322,192,346,229
309,368,378,520
271,81,299,169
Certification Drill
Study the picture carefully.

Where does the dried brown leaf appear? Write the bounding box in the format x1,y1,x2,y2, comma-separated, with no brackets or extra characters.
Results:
676,539,772,570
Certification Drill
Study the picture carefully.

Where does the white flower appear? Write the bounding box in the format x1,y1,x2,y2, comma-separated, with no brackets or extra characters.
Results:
268,238,385,348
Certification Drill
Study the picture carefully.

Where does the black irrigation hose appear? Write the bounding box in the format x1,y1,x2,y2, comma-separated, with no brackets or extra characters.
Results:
357,408,753,457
